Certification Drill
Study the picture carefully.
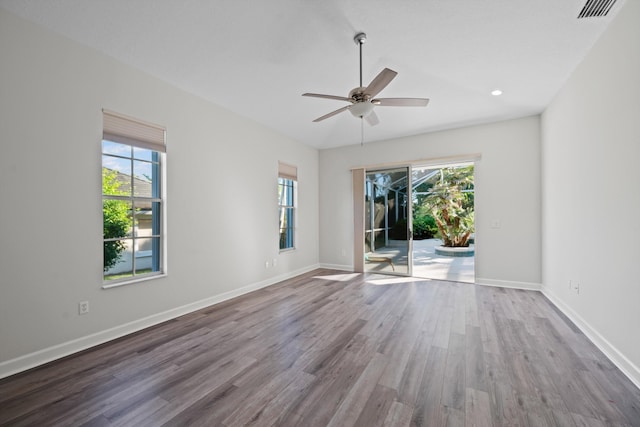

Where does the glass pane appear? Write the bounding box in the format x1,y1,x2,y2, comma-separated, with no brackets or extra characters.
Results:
103,239,133,280
286,182,294,206
133,160,153,197
287,185,295,206
373,230,385,250
133,146,153,161
102,140,163,281
365,230,373,253
285,207,294,229
364,167,410,275
102,156,131,196
279,229,293,250
278,178,294,207
365,182,372,230
278,207,286,229
134,237,152,274
134,200,151,237
134,201,160,236
411,164,475,283
102,140,131,157
103,200,133,238
372,187,385,230
279,230,287,249
279,207,294,249
135,237,160,273
151,201,161,235
278,178,294,250
151,159,160,198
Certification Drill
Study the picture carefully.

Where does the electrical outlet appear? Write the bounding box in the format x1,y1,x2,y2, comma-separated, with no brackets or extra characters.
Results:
265,260,270,268
78,301,89,315
574,282,580,294
272,258,277,267
341,248,346,257
491,220,501,229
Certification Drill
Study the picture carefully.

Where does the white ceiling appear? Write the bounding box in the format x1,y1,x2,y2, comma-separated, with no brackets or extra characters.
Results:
0,0,623,149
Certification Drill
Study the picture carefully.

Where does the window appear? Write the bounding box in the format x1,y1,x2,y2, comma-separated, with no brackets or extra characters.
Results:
102,110,165,284
278,162,297,250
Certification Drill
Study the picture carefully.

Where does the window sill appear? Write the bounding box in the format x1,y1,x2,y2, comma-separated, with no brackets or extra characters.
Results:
102,272,166,289
279,247,296,254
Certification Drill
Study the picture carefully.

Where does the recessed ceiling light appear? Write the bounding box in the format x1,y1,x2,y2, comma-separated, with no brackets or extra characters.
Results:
491,89,503,96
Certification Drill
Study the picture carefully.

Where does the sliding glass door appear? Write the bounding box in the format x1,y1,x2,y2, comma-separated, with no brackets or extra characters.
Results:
363,167,412,275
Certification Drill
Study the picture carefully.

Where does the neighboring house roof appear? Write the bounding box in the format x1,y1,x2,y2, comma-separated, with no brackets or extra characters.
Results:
104,168,153,198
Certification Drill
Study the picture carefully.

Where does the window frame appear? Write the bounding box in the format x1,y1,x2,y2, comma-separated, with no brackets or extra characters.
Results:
101,110,166,287
278,176,297,252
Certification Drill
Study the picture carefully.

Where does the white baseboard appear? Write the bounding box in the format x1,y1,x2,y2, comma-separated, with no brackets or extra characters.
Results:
542,287,640,389
318,263,353,271
475,277,542,291
0,264,321,380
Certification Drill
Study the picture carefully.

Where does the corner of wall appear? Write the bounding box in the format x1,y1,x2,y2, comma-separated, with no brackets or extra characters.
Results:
541,287,640,389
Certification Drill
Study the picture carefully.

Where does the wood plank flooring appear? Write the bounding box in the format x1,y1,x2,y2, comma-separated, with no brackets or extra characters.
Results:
1,269,639,426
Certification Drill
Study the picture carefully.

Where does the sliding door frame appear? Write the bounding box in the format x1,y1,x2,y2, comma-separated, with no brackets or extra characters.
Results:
354,165,413,276
352,153,481,277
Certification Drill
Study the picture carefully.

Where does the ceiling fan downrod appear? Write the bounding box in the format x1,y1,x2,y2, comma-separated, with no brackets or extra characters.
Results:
354,32,367,88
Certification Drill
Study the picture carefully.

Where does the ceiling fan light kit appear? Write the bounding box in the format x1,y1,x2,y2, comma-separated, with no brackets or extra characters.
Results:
349,101,374,118
302,32,429,132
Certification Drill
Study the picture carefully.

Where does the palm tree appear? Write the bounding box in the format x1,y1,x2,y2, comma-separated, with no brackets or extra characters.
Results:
422,166,474,247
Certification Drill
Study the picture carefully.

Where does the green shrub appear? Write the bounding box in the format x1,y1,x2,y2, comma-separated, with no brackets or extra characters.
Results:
389,215,438,240
103,168,132,271
413,214,438,240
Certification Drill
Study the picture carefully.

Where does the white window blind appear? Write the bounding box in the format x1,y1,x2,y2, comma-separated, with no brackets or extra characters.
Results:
278,162,297,181
103,109,166,152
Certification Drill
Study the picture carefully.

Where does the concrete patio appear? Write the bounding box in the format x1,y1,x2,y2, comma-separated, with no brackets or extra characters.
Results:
365,238,475,283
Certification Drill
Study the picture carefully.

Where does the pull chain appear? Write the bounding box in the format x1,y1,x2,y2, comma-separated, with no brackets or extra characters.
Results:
361,117,364,146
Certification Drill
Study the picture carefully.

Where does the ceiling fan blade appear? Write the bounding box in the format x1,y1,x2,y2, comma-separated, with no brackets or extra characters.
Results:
312,105,349,122
373,98,430,107
365,110,380,126
364,68,398,98
303,93,352,102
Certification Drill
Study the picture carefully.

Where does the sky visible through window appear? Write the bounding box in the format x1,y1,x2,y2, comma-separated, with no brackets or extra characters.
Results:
102,140,153,183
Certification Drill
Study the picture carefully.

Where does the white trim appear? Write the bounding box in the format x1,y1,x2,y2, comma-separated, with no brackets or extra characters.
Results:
101,272,167,289
0,264,320,380
350,153,481,171
319,263,354,271
542,287,640,389
475,277,542,291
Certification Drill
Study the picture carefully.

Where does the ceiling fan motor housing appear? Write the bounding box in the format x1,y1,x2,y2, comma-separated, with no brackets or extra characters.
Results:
349,87,370,102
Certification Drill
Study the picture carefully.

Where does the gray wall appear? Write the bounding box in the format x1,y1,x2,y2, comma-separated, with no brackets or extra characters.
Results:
541,0,640,385
0,10,319,376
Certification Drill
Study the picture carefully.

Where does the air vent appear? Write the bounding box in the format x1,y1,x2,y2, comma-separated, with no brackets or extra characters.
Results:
578,0,618,18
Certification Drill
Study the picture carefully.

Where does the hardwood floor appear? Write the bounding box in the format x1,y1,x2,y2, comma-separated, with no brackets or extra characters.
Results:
1,269,639,426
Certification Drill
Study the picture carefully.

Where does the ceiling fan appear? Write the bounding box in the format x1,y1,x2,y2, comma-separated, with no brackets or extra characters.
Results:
303,32,429,126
